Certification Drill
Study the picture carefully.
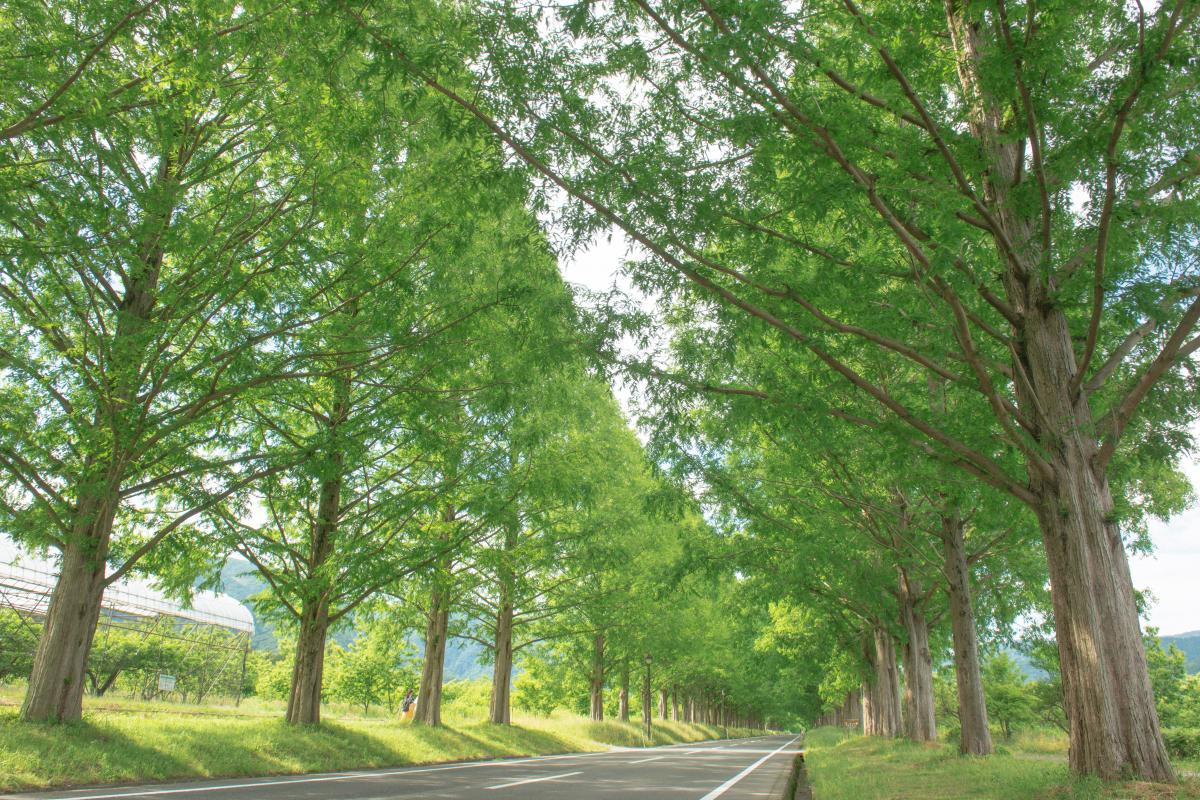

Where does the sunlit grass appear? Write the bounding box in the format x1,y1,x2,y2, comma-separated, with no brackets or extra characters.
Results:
0,689,764,792
803,727,1200,800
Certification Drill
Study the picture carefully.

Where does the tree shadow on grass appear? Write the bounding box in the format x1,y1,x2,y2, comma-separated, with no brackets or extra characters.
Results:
0,711,194,793
0,710,594,793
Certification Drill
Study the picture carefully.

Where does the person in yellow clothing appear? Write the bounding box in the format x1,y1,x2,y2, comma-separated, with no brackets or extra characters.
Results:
401,687,416,722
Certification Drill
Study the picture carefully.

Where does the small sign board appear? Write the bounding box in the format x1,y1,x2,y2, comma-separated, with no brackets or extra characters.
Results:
157,673,177,692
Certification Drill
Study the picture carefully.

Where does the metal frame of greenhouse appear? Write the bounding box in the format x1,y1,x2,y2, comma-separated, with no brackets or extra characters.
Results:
0,547,254,704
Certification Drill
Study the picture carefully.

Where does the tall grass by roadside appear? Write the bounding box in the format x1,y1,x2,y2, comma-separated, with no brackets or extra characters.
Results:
802,726,1200,800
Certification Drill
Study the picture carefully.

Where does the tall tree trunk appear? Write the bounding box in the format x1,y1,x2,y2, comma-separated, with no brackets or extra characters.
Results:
619,663,630,721
1020,304,1172,778
943,6,1174,781
416,504,456,727
589,633,605,721
844,689,862,732
862,626,902,737
285,374,347,726
489,600,514,724
415,588,449,726
941,512,993,755
898,575,936,742
286,597,331,724
1034,452,1172,780
658,687,668,720
641,658,652,738
20,523,112,722
671,688,680,722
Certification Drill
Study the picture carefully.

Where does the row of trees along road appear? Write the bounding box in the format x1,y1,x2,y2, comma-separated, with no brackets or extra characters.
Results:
3,0,1199,784
333,0,1200,782
0,0,801,732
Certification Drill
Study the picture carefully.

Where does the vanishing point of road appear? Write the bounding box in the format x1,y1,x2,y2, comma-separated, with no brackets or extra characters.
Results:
3,734,803,800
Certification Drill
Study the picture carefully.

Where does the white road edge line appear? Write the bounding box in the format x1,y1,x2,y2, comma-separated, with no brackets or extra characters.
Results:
627,756,666,764
696,736,801,800
486,771,582,790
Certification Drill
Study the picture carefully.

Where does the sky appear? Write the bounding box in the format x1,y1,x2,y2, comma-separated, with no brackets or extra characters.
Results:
560,234,1200,638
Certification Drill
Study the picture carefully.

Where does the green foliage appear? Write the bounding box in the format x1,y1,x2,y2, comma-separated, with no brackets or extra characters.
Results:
1147,628,1195,727
325,606,419,714
982,653,1036,741
2,610,247,702
514,647,587,717
0,610,36,682
254,653,294,702
1163,729,1200,761
441,680,492,720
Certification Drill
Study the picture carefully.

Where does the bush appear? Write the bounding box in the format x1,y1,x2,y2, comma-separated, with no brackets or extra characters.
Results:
440,678,492,719
1162,728,1200,760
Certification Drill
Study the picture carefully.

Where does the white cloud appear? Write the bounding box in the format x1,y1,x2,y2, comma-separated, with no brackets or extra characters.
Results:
1131,441,1200,636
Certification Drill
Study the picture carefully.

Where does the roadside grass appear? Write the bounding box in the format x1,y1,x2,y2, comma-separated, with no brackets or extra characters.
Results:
802,727,1200,800
0,697,762,793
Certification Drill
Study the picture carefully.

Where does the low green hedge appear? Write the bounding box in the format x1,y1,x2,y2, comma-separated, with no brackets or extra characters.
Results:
1163,728,1200,760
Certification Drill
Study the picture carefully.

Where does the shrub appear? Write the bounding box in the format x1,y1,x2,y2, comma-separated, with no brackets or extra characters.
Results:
1162,728,1200,760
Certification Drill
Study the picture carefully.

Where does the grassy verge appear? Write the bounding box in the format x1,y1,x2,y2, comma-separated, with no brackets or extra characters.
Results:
802,727,1200,800
0,701,762,793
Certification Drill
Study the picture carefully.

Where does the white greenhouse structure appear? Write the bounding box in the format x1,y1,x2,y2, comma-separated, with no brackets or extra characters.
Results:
0,537,254,702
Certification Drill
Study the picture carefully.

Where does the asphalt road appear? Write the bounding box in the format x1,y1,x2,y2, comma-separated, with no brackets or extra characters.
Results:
4,734,803,800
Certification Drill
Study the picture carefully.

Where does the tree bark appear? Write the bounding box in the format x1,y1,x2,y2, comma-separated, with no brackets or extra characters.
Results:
845,689,862,732
1015,282,1172,779
416,503,456,727
20,530,111,722
898,574,936,742
671,687,680,722
415,588,449,726
658,687,668,720
589,633,605,721
641,659,652,739
1034,451,1173,780
941,512,993,755
286,597,331,724
489,600,514,724
619,663,630,721
862,626,902,737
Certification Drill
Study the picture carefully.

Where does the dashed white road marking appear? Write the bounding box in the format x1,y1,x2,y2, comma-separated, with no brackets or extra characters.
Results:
485,771,582,790
627,756,666,764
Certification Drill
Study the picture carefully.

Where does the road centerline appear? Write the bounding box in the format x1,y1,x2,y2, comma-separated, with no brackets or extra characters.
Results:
485,771,582,790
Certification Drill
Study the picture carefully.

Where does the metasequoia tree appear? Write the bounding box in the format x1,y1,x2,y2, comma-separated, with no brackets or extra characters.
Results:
347,0,1199,779
222,124,570,724
0,0,354,722
457,376,653,724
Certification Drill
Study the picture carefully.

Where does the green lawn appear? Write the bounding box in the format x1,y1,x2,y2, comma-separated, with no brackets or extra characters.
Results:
0,691,760,793
802,727,1200,800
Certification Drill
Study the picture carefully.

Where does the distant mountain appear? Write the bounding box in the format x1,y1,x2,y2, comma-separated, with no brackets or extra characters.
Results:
1161,630,1200,673
1007,648,1049,681
214,558,489,679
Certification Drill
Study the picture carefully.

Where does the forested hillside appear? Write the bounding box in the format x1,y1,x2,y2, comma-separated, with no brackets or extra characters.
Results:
1163,633,1200,675
217,559,488,679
